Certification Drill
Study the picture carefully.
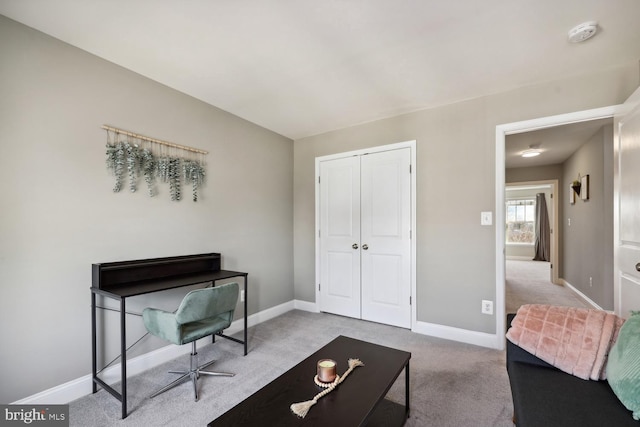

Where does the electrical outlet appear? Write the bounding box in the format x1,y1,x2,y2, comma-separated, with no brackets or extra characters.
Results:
482,300,493,315
241,290,245,302
589,277,593,287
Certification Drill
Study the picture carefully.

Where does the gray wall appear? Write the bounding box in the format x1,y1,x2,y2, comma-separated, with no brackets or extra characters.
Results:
293,65,638,334
562,125,614,309
506,164,564,185
0,16,293,403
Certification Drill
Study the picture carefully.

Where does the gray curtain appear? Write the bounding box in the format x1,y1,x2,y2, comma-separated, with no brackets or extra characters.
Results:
533,193,550,261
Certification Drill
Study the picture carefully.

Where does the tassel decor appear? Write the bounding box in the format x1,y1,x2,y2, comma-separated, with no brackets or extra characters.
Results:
290,358,364,418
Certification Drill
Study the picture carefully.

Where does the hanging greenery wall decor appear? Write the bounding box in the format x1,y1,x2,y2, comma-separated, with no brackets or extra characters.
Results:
140,148,156,197
183,159,206,201
105,141,126,193
102,125,207,202
125,142,140,193
168,157,182,201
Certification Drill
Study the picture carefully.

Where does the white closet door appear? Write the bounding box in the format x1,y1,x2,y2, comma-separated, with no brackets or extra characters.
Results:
360,148,412,328
319,156,361,318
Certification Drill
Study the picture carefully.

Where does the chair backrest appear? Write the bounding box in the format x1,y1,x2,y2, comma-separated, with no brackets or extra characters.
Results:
174,282,239,325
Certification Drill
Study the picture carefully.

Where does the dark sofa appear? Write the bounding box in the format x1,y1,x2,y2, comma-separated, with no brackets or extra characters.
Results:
506,313,636,426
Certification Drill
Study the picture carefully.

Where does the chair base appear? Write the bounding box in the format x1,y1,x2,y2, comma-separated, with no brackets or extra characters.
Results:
150,341,234,401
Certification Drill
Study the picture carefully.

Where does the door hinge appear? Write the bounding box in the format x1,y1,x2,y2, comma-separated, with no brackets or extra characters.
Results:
410,296,412,305
318,176,321,184
409,164,412,173
319,283,321,291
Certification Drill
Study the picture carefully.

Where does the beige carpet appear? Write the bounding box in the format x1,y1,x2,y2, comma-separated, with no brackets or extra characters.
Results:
506,259,590,314
70,310,514,426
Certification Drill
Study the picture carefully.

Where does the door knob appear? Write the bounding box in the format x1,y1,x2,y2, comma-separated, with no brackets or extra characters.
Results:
636,262,640,272
362,244,369,250
352,243,359,249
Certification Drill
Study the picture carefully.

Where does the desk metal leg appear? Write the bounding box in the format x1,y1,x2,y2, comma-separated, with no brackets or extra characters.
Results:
213,275,249,355
91,292,97,394
120,298,127,419
243,276,248,356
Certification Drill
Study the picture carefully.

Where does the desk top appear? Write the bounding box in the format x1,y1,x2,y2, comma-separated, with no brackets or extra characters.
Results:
208,335,410,426
91,269,247,298
92,253,246,298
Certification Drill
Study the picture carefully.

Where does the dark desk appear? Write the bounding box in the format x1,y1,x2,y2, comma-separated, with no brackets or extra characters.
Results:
209,336,411,426
90,253,248,419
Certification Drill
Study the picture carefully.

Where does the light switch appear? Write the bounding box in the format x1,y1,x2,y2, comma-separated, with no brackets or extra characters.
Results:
481,211,492,226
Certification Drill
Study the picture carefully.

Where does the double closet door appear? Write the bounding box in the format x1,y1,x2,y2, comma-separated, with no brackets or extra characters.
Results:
318,147,411,329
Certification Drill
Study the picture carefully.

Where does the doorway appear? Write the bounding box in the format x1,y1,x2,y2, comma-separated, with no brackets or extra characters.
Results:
315,140,417,329
505,181,558,284
494,105,618,350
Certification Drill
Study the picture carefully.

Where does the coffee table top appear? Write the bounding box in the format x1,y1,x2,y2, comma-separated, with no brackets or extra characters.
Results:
208,335,411,426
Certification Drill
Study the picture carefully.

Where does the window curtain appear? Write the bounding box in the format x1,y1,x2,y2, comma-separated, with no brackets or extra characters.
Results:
533,193,550,261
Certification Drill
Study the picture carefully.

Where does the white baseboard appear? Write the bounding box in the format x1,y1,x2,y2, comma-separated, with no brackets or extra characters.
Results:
13,300,299,405
293,299,318,312
412,320,501,349
561,279,604,310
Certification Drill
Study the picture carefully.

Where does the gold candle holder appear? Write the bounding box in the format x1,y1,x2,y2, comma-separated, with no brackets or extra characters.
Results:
317,359,337,383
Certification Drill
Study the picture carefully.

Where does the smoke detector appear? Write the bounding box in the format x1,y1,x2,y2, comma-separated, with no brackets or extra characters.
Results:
568,21,598,43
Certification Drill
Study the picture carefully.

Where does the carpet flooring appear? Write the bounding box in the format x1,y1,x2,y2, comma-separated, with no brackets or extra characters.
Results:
71,310,514,426
506,260,590,314
69,261,588,426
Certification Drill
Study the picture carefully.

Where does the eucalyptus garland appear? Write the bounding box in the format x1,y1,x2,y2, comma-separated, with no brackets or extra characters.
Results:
124,142,140,192
105,139,205,202
168,157,182,201
183,160,206,201
157,156,170,184
105,142,126,193
140,148,156,197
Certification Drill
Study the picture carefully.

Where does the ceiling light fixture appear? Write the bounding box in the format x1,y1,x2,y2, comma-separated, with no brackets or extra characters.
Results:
568,21,598,43
521,145,541,158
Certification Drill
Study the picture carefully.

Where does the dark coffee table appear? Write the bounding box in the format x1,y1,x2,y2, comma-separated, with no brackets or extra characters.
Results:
208,335,411,426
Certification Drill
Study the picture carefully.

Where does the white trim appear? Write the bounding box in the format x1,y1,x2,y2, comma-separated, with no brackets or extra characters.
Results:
561,279,604,311
412,321,501,349
13,300,296,405
506,256,535,261
315,140,417,330
495,105,619,351
294,299,319,312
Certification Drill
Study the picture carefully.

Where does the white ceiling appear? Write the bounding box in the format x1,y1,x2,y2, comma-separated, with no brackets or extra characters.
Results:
1,1,639,140
505,117,613,168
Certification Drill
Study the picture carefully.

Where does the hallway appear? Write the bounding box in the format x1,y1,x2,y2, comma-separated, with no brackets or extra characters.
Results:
506,259,590,314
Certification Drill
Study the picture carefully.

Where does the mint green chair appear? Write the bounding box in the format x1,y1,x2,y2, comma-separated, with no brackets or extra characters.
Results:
142,282,239,401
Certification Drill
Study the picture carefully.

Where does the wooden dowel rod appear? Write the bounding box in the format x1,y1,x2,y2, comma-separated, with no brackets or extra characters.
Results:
102,125,208,155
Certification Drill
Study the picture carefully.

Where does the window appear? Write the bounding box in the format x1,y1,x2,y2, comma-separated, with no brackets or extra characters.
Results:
506,199,535,244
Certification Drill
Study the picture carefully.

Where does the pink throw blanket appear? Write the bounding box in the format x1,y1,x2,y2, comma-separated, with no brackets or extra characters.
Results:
506,304,624,380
